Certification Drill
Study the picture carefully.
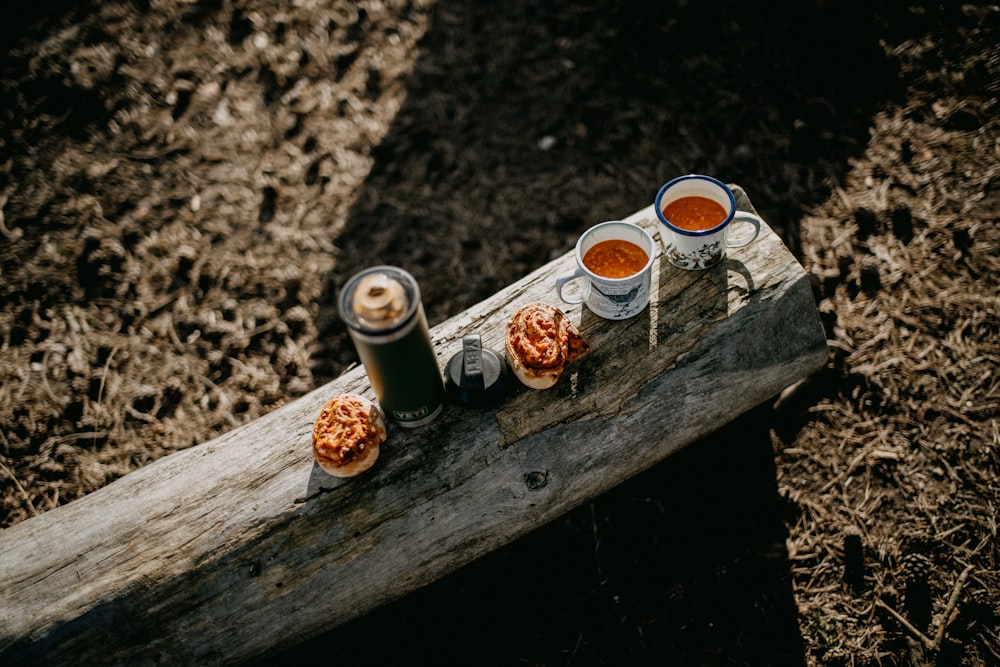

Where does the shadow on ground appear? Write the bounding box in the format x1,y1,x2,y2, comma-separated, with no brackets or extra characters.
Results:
287,1,906,664
269,404,801,665
310,0,902,382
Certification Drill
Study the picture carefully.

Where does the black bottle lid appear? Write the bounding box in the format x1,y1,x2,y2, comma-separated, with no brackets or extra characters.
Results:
445,334,508,407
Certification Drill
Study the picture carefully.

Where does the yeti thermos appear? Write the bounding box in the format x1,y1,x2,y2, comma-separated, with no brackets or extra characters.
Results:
339,266,444,427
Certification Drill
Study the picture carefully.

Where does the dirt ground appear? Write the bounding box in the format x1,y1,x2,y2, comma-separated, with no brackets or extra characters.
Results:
1,1,998,665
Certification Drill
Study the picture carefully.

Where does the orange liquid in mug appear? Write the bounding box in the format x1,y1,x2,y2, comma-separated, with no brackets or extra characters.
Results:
661,195,728,231
583,239,649,279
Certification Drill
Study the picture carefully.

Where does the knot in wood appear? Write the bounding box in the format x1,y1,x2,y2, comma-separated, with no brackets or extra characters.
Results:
523,470,548,491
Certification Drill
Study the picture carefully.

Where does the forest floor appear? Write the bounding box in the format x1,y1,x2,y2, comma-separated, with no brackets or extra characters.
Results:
1,1,998,665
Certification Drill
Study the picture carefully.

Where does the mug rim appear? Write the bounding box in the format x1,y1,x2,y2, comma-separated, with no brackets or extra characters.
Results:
654,174,737,237
575,220,656,283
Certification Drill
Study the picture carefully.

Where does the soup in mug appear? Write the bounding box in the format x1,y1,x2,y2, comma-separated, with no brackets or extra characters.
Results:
583,239,649,279
661,195,728,232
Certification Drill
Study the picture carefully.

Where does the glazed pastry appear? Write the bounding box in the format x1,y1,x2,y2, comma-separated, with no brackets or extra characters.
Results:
312,394,386,477
505,302,589,389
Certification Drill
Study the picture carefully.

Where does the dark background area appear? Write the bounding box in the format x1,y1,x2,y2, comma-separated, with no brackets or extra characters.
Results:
312,0,906,380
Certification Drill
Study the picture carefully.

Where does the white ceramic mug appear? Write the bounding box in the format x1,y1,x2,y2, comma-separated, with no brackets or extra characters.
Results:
555,221,656,320
654,174,761,270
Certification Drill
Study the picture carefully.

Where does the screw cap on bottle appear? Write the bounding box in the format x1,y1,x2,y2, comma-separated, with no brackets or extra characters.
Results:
445,334,507,407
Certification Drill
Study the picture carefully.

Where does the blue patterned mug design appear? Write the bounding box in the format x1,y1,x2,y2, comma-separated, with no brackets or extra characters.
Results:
654,175,761,270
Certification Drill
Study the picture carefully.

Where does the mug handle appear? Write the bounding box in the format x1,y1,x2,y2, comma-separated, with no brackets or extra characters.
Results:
726,212,762,249
555,267,587,304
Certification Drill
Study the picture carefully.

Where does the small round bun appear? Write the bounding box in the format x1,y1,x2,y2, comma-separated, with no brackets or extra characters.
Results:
312,394,387,477
505,302,589,390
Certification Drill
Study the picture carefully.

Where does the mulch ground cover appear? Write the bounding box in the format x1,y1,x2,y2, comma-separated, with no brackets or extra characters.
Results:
2,1,998,664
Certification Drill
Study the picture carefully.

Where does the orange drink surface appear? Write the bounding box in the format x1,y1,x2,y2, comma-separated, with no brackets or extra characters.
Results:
582,239,649,279
661,195,728,232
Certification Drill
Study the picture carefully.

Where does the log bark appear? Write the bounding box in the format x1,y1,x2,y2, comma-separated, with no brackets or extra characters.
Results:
0,187,828,665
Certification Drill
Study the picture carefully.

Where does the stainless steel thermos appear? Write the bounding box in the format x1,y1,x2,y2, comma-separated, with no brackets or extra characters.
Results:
338,266,444,427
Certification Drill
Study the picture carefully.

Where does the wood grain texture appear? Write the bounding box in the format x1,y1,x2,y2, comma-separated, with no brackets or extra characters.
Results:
0,187,828,665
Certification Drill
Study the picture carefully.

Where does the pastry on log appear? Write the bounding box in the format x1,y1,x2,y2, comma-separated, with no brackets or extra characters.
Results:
505,302,589,389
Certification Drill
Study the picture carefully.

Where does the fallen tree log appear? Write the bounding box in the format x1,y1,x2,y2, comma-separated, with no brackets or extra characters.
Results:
0,187,828,665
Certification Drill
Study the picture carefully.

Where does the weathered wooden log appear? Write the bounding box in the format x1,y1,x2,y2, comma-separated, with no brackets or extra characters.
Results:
0,187,827,665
